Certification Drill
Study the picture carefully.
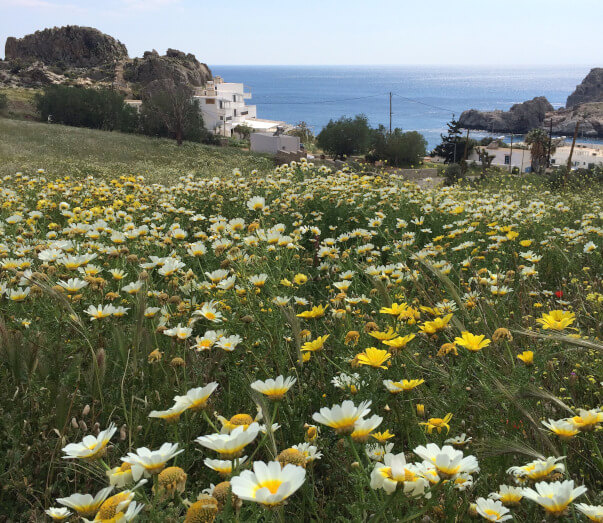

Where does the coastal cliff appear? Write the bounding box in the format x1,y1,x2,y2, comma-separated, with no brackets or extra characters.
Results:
459,97,553,133
459,68,603,138
566,68,603,108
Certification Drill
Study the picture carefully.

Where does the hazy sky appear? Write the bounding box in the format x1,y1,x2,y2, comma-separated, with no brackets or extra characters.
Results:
1,0,602,66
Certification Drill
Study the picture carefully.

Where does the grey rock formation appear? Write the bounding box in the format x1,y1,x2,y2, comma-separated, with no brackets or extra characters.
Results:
123,49,212,88
5,26,128,67
547,102,603,138
566,68,603,108
459,97,554,133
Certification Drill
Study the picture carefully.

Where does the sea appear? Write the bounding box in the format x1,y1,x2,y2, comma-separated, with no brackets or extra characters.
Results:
211,65,600,150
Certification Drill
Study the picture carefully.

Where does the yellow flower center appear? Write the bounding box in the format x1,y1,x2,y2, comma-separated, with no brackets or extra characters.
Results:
255,479,283,495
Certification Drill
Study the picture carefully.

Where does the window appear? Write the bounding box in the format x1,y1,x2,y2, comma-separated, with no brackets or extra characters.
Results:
551,159,556,164
504,155,510,165
241,111,248,116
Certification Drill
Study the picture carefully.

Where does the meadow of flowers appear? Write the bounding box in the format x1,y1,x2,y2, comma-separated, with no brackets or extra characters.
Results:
0,162,601,522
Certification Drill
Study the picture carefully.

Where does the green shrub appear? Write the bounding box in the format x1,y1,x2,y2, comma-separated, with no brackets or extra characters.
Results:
443,163,464,185
546,165,603,190
369,126,427,167
317,114,372,159
35,85,137,132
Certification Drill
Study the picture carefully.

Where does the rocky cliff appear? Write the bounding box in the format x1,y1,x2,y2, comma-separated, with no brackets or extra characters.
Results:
547,102,603,138
5,26,128,67
123,49,212,88
2,27,213,95
459,97,554,133
566,68,603,108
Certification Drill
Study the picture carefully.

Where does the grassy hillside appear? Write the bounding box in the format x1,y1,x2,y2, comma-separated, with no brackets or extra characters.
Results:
0,87,38,120
0,117,273,183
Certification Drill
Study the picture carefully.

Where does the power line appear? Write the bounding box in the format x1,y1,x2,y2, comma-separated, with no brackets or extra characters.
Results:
392,93,456,114
254,90,457,116
257,93,387,105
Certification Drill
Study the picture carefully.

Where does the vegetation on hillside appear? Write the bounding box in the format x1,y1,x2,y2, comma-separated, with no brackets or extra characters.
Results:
0,118,272,183
0,158,601,521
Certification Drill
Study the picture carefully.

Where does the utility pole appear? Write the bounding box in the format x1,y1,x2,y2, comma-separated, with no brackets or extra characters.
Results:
508,133,514,173
546,119,553,168
564,121,580,186
462,128,470,162
389,92,392,134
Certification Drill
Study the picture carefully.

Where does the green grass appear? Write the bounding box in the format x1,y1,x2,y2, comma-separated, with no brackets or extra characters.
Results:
0,117,273,183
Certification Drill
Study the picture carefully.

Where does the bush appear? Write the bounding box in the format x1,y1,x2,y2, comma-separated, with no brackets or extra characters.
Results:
36,85,137,132
546,165,603,190
369,126,427,167
317,114,371,159
0,93,7,110
443,163,463,185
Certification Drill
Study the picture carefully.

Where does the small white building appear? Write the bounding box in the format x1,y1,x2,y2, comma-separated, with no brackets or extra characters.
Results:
469,142,533,172
551,144,603,169
194,76,286,136
250,132,300,154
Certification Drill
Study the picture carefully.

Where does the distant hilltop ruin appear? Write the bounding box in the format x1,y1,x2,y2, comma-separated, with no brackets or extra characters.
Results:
1,25,212,96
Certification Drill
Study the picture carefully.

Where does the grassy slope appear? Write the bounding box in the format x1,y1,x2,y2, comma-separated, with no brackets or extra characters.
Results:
0,117,273,183
0,87,39,120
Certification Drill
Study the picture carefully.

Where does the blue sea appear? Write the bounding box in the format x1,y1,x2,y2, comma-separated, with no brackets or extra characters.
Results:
211,65,599,149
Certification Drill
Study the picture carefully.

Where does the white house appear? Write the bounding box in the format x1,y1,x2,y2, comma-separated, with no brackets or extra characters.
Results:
551,144,603,169
250,133,300,154
194,76,287,136
469,142,533,172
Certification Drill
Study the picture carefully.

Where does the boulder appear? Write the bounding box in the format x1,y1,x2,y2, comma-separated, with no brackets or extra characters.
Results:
566,68,603,108
123,49,212,88
5,26,128,67
459,97,554,133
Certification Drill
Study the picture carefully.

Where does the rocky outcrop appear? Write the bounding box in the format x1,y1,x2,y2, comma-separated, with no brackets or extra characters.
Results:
566,68,603,108
5,26,128,67
547,102,603,138
459,97,554,133
123,49,212,88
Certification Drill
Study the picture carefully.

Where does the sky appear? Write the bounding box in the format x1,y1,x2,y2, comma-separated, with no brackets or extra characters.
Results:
1,0,602,66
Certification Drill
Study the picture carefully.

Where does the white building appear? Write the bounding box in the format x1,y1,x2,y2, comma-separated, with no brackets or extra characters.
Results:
469,141,603,172
250,133,300,154
551,143,603,169
194,76,287,136
469,142,532,172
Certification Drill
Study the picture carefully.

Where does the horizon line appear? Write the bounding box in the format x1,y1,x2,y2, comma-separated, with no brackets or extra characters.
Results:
209,63,596,67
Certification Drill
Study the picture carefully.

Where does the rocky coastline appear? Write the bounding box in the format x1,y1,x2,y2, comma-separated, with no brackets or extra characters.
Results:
459,68,603,138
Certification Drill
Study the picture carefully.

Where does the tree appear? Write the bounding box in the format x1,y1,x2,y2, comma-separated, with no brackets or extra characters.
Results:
317,115,371,159
140,79,204,145
233,123,252,140
369,126,427,167
433,118,473,164
288,121,315,146
525,128,554,173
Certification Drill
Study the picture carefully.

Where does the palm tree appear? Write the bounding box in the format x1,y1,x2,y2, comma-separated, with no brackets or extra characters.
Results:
525,128,554,173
